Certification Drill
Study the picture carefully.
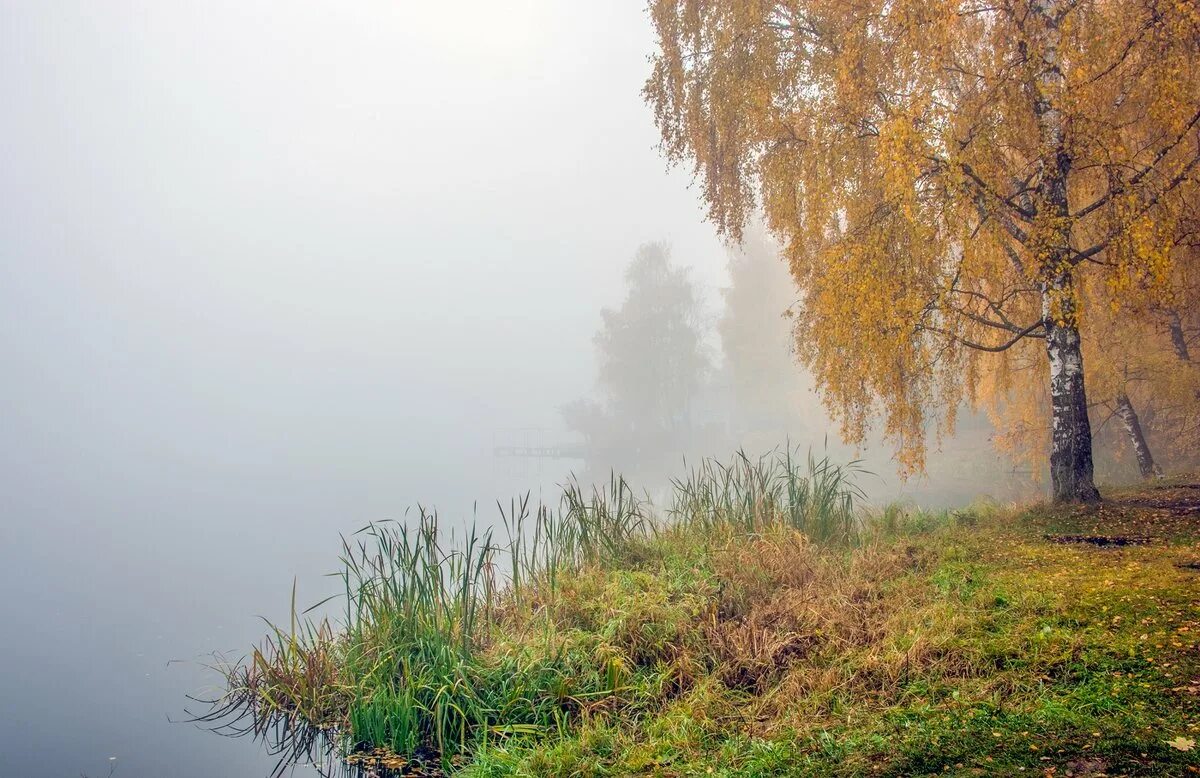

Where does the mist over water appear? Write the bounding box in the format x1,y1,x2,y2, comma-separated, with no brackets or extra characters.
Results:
0,3,1033,777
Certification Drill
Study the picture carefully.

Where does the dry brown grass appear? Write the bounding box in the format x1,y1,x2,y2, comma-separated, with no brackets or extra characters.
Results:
703,526,941,701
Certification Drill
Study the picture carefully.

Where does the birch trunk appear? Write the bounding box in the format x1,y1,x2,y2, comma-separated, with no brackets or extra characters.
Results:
1032,0,1101,503
1114,393,1160,479
1043,279,1101,502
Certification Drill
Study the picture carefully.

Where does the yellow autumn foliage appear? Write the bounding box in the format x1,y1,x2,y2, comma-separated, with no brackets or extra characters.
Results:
645,0,1200,480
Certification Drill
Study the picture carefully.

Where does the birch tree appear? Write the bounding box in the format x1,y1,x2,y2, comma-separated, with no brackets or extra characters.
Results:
645,0,1200,501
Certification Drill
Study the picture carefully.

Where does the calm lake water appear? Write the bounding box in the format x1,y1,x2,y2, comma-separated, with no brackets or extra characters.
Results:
0,429,1033,778
0,425,567,777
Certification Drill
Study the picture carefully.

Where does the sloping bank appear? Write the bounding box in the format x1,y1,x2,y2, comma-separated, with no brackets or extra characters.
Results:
199,451,1200,777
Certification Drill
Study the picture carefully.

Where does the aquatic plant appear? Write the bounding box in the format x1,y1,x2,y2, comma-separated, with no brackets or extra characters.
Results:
195,448,863,773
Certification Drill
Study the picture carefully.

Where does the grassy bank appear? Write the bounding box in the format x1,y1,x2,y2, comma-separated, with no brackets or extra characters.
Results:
206,453,1200,776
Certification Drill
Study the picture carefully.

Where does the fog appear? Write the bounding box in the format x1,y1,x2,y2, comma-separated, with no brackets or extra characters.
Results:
0,3,1025,777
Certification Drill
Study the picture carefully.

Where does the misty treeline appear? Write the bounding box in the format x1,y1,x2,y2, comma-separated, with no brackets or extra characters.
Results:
641,0,1200,502
561,237,823,485
563,231,1187,498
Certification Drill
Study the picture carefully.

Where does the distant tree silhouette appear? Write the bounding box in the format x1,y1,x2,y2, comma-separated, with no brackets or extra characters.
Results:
563,242,708,480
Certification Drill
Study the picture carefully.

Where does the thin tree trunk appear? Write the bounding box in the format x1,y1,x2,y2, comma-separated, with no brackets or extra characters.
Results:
1032,0,1100,503
1113,393,1160,479
1167,309,1191,362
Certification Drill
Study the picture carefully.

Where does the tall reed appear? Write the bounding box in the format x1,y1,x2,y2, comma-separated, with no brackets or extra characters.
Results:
670,446,865,542
199,448,864,773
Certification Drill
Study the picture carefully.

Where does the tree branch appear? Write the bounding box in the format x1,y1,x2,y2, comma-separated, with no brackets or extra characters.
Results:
1073,106,1200,220
921,318,1046,352
1071,146,1200,265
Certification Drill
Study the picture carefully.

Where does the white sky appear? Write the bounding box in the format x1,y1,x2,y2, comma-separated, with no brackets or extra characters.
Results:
0,3,729,776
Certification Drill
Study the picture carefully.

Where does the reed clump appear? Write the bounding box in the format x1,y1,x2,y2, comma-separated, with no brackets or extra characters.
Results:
201,457,1200,777
200,449,864,773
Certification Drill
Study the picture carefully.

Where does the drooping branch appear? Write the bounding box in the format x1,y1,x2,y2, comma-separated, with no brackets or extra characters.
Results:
973,196,1031,274
1073,106,1200,220
1080,7,1165,87
947,287,1038,333
1071,146,1200,266
931,154,1036,234
921,318,1046,353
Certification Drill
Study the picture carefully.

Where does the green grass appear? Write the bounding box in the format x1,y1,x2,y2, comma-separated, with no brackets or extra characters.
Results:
202,453,1200,777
